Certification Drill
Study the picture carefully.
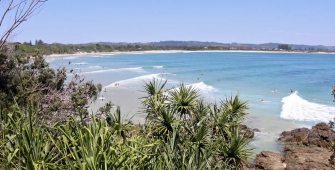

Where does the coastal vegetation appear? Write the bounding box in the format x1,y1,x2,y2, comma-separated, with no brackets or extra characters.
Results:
0,50,254,169
2,1,335,169
12,41,335,57
0,1,254,169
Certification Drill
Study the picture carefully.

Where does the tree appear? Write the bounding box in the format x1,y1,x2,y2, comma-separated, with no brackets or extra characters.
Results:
0,0,47,51
278,44,291,51
142,79,253,169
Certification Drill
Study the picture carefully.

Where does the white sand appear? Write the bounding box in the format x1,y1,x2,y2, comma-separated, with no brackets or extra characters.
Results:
44,50,323,59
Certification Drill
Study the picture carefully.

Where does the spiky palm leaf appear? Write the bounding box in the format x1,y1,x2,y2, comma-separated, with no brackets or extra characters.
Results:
142,78,167,103
215,127,253,169
221,94,248,124
169,82,201,119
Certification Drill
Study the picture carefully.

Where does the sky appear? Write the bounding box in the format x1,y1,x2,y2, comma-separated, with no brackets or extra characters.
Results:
3,0,335,46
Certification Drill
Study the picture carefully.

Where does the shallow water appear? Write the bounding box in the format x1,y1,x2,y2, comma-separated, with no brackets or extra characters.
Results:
48,51,335,153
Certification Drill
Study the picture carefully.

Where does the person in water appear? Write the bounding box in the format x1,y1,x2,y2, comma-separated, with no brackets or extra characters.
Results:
290,89,293,93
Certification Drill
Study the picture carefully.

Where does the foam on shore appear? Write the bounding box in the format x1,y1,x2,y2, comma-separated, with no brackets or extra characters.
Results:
280,91,335,122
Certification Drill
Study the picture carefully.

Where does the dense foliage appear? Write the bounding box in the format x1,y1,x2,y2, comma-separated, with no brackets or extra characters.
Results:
0,51,102,123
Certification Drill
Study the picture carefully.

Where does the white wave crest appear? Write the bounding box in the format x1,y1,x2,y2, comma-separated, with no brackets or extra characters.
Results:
73,62,87,65
105,73,165,88
89,66,102,68
81,67,144,74
63,57,78,60
153,66,163,68
280,92,335,122
168,82,217,95
186,82,217,93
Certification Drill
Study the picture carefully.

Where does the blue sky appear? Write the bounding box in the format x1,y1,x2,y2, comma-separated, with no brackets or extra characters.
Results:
8,0,335,46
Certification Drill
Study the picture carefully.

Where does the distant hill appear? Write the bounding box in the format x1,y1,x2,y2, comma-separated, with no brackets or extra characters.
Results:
90,41,335,51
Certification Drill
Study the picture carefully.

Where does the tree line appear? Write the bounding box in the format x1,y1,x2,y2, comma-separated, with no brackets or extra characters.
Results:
13,41,235,56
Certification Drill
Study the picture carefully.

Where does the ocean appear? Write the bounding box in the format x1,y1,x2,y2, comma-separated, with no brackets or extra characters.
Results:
47,51,335,154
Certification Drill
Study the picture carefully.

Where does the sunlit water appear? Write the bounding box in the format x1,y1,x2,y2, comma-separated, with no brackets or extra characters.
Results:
47,51,335,154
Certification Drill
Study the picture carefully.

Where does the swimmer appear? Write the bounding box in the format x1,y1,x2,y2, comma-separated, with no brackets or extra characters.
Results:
261,99,264,102
290,89,293,93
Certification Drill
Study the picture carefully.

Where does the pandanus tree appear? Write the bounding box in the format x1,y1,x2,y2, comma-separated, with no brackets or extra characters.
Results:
169,82,201,120
141,78,253,169
221,94,248,124
142,78,168,120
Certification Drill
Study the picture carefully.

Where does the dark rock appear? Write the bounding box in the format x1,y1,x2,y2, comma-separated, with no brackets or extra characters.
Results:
255,146,335,170
278,122,335,148
253,128,261,132
312,122,330,131
283,146,334,170
239,124,255,138
255,122,335,169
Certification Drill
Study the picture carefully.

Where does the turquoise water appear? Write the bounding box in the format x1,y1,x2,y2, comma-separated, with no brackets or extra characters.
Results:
47,51,335,153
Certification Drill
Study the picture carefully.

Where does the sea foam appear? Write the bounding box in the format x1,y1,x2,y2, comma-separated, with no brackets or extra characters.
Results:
280,92,335,122
73,62,87,65
167,82,217,95
81,67,144,74
63,57,78,60
186,82,217,94
153,66,163,68
105,73,165,88
89,66,102,68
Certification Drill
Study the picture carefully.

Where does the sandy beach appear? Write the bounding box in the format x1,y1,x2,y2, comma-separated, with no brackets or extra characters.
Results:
88,86,146,124
44,50,326,59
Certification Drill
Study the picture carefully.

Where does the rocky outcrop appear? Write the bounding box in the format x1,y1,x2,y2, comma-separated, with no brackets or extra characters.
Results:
283,146,334,170
255,146,334,170
278,122,335,148
239,124,260,138
255,151,285,170
255,122,335,170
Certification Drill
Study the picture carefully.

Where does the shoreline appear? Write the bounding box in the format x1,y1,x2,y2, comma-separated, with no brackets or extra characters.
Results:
44,50,335,58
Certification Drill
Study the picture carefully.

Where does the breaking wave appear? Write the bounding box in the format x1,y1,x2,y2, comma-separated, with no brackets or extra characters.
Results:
81,67,144,74
89,66,102,68
153,66,163,68
73,62,87,65
186,82,217,94
280,91,335,122
104,73,165,88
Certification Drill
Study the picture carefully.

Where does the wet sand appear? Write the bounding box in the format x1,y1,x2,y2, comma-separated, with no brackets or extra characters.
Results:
89,86,147,124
